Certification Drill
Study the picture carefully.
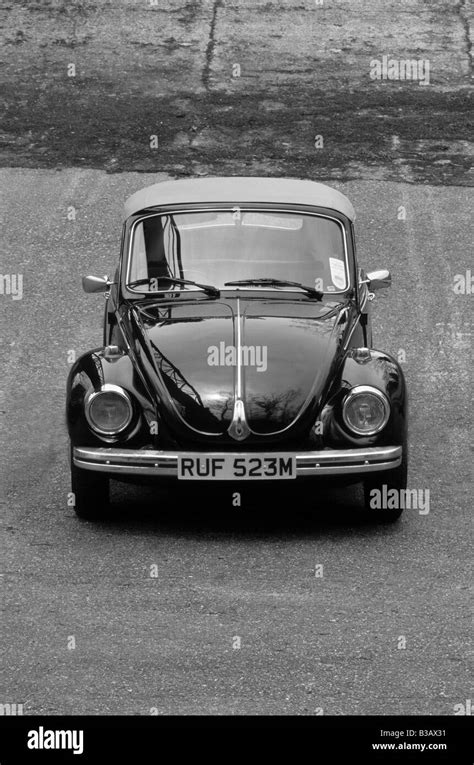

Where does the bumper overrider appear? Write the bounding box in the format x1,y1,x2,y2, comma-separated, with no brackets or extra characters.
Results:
73,445,402,479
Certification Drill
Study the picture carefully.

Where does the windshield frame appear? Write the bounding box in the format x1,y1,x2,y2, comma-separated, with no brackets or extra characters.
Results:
122,204,353,299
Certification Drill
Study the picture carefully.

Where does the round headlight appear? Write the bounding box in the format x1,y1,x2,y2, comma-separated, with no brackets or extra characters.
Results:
342,385,390,435
85,384,133,435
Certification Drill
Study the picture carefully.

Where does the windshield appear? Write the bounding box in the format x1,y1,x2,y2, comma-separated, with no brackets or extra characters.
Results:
126,208,349,294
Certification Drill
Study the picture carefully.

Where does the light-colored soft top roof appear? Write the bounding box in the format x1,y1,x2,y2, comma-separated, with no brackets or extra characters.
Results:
123,177,355,221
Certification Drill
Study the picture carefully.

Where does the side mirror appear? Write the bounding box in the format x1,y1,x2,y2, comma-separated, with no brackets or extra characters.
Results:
82,275,110,293
365,269,391,291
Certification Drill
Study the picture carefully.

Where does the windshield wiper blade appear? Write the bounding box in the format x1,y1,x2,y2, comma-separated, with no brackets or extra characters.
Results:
128,276,220,297
224,278,323,300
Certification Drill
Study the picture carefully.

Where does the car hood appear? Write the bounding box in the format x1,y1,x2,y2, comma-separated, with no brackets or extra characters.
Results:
131,296,352,439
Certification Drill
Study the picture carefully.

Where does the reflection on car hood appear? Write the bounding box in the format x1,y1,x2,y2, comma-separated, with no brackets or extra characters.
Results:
132,297,352,438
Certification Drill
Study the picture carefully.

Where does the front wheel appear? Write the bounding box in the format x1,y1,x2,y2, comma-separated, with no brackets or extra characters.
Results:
70,445,110,520
363,450,408,523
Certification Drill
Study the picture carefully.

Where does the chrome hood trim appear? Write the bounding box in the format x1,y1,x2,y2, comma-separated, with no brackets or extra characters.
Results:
227,398,251,441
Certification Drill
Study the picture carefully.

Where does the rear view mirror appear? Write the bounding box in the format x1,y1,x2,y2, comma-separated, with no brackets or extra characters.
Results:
82,275,110,293
365,269,391,291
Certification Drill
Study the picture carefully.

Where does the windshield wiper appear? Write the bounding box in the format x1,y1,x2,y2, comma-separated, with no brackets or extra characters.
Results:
128,276,220,298
224,278,323,300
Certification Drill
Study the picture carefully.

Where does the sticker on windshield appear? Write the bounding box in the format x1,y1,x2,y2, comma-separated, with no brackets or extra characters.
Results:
329,257,347,290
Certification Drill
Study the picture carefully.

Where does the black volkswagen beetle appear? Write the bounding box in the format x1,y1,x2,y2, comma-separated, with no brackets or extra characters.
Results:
67,177,407,521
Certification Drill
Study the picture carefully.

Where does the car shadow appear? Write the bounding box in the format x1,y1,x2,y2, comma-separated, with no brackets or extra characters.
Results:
88,479,404,540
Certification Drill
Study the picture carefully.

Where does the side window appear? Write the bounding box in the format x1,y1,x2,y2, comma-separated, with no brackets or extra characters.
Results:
129,222,148,283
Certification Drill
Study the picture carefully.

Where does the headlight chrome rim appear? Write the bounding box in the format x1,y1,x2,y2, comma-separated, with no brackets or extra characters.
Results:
85,383,133,436
342,385,390,436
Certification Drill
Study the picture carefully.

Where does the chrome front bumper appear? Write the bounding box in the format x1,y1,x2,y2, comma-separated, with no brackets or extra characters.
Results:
73,445,402,478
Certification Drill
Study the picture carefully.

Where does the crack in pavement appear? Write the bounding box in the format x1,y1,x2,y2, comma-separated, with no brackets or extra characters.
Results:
456,0,473,77
202,0,224,89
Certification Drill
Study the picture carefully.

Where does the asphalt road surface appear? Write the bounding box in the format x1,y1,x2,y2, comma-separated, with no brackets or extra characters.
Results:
1,169,472,715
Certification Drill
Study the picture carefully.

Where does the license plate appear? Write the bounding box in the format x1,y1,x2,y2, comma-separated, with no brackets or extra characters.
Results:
177,454,296,480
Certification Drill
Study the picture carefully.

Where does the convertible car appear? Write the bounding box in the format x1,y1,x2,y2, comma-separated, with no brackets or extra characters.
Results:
67,177,407,521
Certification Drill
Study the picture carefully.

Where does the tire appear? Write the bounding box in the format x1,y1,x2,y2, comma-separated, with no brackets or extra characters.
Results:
363,449,408,523
70,445,110,520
